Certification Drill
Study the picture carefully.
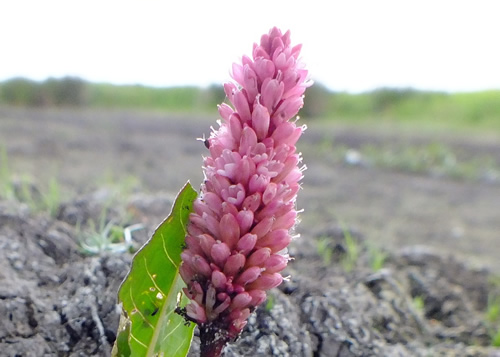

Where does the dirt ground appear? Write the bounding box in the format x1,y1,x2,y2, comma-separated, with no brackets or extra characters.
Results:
1,107,499,270
1,107,500,356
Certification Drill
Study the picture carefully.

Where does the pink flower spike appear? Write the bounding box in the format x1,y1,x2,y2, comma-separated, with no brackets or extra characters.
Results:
180,27,310,352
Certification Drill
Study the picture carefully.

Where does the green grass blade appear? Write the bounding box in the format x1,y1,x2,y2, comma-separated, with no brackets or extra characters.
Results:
113,182,197,357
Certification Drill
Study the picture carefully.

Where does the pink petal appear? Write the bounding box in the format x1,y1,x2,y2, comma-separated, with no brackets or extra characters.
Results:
251,216,274,238
256,229,292,253
247,272,283,291
243,65,259,103
199,234,216,258
211,242,231,268
248,289,267,307
236,210,254,235
264,254,288,273
211,270,228,290
262,182,278,205
239,126,258,155
219,213,240,249
236,233,257,255
272,210,297,230
251,103,270,141
192,254,212,277
231,62,245,86
261,78,284,112
233,90,251,123
254,58,275,83
218,103,234,122
246,247,271,267
242,192,262,212
229,292,252,311
213,296,231,315
235,266,262,286
186,300,207,324
223,253,246,277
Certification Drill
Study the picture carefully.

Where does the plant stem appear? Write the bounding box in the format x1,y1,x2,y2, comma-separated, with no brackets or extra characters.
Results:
199,323,230,357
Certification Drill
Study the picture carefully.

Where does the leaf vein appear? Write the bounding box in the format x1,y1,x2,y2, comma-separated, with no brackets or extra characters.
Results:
161,232,177,268
129,287,154,329
144,257,166,297
130,331,148,349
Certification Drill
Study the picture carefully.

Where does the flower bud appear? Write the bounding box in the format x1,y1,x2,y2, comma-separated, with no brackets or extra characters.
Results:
246,247,271,267
219,213,240,249
229,292,252,311
236,233,257,255
264,254,288,273
186,300,207,324
211,270,228,290
235,266,262,286
247,272,283,291
223,253,246,277
211,242,231,268
248,289,267,307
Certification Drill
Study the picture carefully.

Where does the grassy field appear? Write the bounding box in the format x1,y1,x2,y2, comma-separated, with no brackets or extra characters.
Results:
1,77,499,134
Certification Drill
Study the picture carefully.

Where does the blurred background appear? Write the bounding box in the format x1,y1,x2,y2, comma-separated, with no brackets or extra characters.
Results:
2,0,500,108
1,0,499,269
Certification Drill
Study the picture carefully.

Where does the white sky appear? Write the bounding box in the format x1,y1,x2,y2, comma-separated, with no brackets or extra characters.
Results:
1,0,500,93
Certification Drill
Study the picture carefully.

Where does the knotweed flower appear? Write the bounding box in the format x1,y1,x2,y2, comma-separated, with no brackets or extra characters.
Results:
180,27,310,356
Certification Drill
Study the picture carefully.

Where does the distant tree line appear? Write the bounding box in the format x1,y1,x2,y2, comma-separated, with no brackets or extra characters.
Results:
0,77,498,124
0,77,89,107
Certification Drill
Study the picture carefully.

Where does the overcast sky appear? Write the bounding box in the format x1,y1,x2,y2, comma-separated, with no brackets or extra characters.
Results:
1,0,499,93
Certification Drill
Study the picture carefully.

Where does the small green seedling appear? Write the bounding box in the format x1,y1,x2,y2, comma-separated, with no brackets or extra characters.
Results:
79,206,143,255
316,237,333,265
0,146,15,200
412,296,425,315
368,245,388,272
265,294,276,312
341,224,359,272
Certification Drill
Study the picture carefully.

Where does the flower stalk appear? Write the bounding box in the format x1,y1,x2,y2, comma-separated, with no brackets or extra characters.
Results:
180,27,310,356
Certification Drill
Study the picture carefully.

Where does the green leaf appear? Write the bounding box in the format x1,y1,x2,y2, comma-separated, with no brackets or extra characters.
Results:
112,182,197,357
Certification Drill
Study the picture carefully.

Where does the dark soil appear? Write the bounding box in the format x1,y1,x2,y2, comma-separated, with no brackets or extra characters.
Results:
1,107,499,356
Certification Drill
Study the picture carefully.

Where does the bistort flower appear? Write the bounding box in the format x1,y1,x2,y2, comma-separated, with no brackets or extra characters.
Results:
180,26,311,356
